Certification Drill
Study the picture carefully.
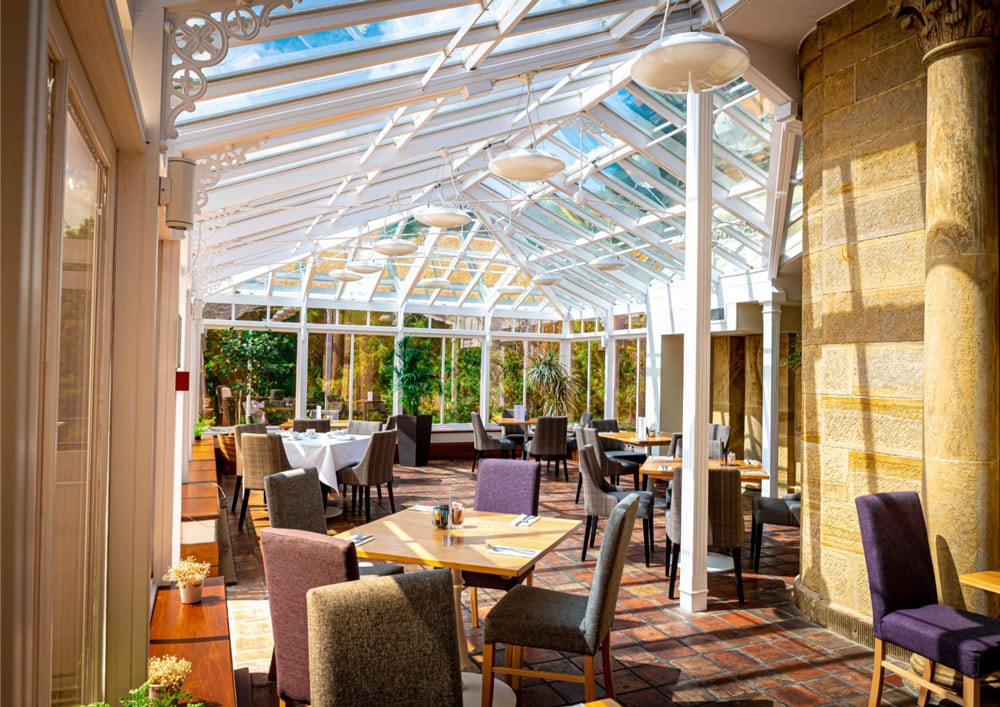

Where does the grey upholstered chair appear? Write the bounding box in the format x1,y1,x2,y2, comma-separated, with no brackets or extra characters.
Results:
231,422,267,512
590,418,647,465
645,432,681,510
238,432,292,529
383,415,397,430
347,419,382,436
293,418,331,433
750,492,801,572
578,426,638,502
264,467,403,577
856,492,1000,707
463,458,541,627
338,429,397,522
579,444,653,566
709,423,732,456
480,494,640,704
524,416,569,481
260,527,360,705
500,407,530,455
471,411,515,472
307,569,463,707
666,467,746,604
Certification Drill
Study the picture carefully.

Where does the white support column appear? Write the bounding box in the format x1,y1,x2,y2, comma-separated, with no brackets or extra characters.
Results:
644,297,660,429
294,319,308,419
439,337,447,422
480,324,492,420
679,88,714,613
761,297,784,497
392,329,402,415
603,314,616,418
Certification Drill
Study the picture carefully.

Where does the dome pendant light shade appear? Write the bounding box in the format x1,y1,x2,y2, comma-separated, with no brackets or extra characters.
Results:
592,255,626,271
346,258,383,274
630,31,750,94
372,238,418,256
533,273,561,286
489,147,564,182
330,269,363,282
417,277,450,289
414,205,471,228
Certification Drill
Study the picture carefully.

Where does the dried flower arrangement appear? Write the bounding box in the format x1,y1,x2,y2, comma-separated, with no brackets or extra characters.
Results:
162,556,211,586
147,655,192,692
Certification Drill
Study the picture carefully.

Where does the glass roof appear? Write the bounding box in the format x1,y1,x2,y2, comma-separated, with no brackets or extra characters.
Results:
171,0,801,319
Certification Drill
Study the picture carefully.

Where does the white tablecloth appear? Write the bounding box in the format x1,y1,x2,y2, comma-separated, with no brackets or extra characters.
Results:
281,433,370,490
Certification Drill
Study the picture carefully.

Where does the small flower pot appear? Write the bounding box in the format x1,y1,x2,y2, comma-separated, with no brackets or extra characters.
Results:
178,581,204,604
148,684,165,699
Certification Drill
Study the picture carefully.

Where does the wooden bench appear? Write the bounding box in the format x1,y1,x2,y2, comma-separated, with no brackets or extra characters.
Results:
149,576,236,707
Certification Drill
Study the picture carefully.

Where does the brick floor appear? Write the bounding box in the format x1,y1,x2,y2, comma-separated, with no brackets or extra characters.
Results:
219,454,921,706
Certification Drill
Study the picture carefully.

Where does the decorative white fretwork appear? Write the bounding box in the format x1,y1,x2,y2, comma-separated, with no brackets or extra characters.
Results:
192,140,266,211
163,1,301,139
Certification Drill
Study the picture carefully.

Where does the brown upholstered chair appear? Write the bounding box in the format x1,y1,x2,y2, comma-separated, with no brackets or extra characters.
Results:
337,429,397,522
307,570,463,707
238,432,292,529
590,418,647,466
471,411,515,472
577,427,638,502
347,419,382,436
524,416,569,481
260,527,360,705
231,422,267,513
579,444,654,566
480,494,640,704
666,467,746,604
293,418,331,433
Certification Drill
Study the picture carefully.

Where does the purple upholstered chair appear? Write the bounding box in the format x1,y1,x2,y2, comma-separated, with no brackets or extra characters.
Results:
856,492,1000,706
464,458,541,627
259,527,360,706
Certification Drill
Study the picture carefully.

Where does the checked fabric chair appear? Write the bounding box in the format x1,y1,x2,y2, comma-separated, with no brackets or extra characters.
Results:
471,411,515,472
856,492,1000,706
347,419,382,436
337,429,397,522
307,569,463,707
292,418,331,433
750,492,801,572
480,494,640,705
524,416,570,481
259,527,360,706
238,432,292,530
463,458,541,627
577,426,639,502
231,422,267,513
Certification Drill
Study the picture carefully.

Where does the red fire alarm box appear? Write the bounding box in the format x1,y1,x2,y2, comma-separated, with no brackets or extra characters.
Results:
175,371,190,391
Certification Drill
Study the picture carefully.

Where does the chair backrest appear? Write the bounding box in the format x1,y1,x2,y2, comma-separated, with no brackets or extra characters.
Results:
855,492,938,634
580,427,621,480
474,459,540,515
470,411,493,449
579,411,594,427
241,433,292,491
347,419,382,436
264,468,327,534
501,407,526,436
260,527,360,704
233,422,268,476
709,423,731,455
707,468,743,547
349,430,396,485
215,433,237,476
582,494,640,653
530,416,568,456
590,418,623,451
668,432,682,458
709,439,724,461
307,569,463,707
383,415,397,430
579,445,622,518
293,418,331,433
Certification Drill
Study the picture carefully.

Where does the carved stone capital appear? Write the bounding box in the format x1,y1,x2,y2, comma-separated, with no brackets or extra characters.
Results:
889,0,1000,55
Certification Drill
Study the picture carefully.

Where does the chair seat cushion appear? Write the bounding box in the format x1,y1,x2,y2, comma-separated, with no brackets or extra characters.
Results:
483,584,590,655
498,438,516,451
880,604,1000,678
609,488,653,517
605,450,647,464
462,567,531,591
753,495,800,526
359,562,405,577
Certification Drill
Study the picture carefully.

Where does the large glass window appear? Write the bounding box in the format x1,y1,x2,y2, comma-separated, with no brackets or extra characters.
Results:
308,329,350,417
441,337,481,423
614,337,646,428
352,334,393,421
490,340,524,417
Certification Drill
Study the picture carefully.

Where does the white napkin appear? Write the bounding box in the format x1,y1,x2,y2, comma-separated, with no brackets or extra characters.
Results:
409,504,435,512
510,514,539,526
487,544,537,557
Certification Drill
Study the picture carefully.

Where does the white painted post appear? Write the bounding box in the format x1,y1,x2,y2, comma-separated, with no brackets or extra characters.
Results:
761,298,783,497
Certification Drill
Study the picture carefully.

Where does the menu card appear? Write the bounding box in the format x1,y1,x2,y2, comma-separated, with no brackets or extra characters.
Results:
513,404,526,422
636,416,646,441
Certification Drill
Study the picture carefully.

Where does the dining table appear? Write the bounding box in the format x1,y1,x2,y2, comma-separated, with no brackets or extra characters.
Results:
639,456,769,483
598,430,674,449
280,431,370,490
336,506,580,706
493,416,538,426
959,570,1000,596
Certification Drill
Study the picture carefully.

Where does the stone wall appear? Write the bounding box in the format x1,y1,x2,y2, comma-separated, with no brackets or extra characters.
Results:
796,0,928,638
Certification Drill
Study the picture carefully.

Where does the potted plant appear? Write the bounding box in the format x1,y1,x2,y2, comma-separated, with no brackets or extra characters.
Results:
162,556,211,604
82,655,203,706
526,349,576,416
386,336,439,466
192,416,213,440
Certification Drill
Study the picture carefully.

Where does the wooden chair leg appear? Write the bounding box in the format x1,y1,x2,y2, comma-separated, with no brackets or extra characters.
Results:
470,587,480,628
669,544,680,599
665,540,673,576
231,475,242,512
364,486,372,523
918,657,935,706
376,484,382,502
583,654,596,702
472,449,479,473
582,516,593,561
238,488,251,529
386,481,396,513
481,642,496,707
575,473,583,503
510,644,523,691
589,516,600,548
732,547,745,605
753,520,764,572
601,633,615,699
868,638,886,707
963,674,981,707
642,518,650,567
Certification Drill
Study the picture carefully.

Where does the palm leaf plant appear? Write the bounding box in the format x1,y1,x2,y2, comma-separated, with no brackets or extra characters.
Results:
525,349,576,416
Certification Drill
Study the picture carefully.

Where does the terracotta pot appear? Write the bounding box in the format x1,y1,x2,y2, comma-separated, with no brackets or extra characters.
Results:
178,580,204,604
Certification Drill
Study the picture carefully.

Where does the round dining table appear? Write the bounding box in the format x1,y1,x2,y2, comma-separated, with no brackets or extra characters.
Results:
280,431,371,490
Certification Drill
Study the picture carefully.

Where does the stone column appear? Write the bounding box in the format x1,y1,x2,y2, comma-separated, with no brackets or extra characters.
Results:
892,0,1000,613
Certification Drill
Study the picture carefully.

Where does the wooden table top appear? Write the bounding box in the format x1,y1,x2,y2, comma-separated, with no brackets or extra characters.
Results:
494,417,537,426
959,570,1000,595
335,508,580,578
639,456,769,482
598,431,673,447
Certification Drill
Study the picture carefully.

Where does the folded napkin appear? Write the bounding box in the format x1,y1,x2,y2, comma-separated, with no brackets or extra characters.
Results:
487,544,537,558
346,533,375,546
510,514,539,526
409,504,435,512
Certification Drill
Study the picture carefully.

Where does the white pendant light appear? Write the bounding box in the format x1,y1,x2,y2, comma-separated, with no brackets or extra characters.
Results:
372,238,418,256
330,268,363,282
532,273,561,286
489,147,564,182
630,31,749,94
592,254,626,271
497,285,524,296
417,276,450,289
414,204,471,228
345,258,383,274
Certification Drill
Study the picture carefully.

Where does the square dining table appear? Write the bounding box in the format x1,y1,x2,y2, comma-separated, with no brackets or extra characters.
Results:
336,507,580,705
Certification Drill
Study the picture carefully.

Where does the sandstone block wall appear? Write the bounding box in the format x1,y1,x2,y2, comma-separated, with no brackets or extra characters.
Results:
796,0,927,636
